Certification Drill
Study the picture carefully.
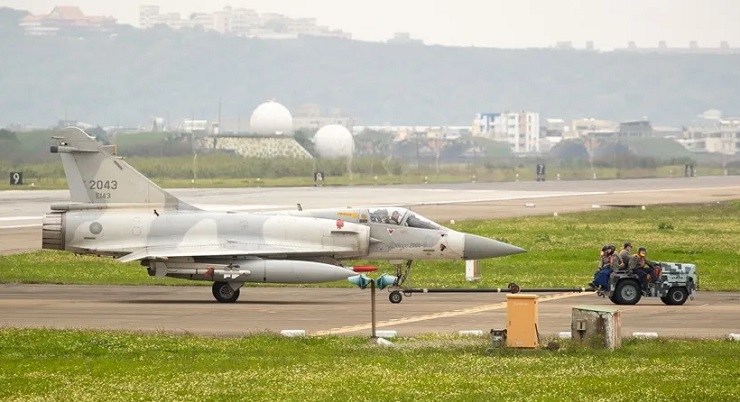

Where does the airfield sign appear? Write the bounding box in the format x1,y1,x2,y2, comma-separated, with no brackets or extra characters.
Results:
9,172,23,185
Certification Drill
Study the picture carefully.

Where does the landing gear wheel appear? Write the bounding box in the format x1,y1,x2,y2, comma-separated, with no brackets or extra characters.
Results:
389,291,403,304
664,287,689,305
612,280,641,305
212,281,240,303
508,282,521,294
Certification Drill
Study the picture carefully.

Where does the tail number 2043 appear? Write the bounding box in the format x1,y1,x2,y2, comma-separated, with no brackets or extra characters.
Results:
88,180,118,190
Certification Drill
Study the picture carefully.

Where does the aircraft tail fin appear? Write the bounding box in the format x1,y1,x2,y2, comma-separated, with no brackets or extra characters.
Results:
51,127,198,210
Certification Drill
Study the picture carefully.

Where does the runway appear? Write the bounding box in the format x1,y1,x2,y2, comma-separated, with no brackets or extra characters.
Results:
1,176,739,338
3,175,740,230
1,285,737,338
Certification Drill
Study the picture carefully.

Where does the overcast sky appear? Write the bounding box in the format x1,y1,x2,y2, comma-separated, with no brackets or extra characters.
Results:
3,0,739,49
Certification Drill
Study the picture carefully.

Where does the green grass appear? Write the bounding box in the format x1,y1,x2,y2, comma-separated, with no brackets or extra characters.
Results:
0,328,737,402
2,202,739,290
0,163,731,191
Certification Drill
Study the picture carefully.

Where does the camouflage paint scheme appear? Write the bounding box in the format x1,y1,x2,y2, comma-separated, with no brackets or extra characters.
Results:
42,127,525,302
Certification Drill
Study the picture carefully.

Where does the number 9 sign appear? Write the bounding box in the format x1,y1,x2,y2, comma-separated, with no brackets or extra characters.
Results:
9,172,23,185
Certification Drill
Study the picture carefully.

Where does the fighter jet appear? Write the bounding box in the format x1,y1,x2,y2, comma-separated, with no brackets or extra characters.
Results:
42,127,525,303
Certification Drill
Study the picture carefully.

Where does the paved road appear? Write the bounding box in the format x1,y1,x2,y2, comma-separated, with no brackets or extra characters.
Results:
0,285,737,338
1,177,739,338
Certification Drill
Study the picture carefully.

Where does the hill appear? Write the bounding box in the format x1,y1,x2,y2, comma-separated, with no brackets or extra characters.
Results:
1,7,739,127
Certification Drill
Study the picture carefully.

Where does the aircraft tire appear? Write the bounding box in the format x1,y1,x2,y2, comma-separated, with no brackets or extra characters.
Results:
389,291,403,304
212,281,240,303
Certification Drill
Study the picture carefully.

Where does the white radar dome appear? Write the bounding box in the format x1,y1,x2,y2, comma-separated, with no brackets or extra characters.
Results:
249,101,293,135
314,124,354,159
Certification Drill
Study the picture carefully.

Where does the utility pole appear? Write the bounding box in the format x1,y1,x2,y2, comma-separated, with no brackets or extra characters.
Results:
217,98,222,134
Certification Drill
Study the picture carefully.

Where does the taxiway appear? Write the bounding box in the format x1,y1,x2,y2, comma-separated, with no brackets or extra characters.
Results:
1,176,739,338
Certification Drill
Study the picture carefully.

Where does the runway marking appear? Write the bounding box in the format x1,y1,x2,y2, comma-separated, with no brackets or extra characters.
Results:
0,216,41,221
0,224,41,229
410,192,606,207
611,186,740,195
312,291,592,336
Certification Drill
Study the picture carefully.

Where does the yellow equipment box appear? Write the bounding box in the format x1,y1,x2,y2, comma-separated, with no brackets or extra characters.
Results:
506,294,539,348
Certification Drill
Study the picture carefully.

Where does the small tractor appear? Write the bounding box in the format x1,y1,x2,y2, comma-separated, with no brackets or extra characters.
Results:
598,262,697,305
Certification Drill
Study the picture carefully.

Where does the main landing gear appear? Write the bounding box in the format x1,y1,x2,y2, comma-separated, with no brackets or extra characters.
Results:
388,260,413,304
212,281,243,303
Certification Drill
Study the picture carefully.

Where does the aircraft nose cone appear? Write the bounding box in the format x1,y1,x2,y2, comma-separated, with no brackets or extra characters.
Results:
463,234,526,259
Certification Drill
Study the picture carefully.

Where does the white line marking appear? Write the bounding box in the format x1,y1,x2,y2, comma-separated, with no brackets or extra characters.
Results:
0,224,42,229
611,186,740,195
313,292,592,336
0,216,41,221
412,192,606,206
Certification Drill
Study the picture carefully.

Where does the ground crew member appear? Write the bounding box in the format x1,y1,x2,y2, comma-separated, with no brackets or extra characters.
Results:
629,246,659,290
618,241,632,269
604,244,623,270
590,244,620,289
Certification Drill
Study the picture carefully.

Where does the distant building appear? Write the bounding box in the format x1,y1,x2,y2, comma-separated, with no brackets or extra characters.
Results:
680,118,740,155
570,118,619,138
387,32,423,45
293,104,354,131
138,5,350,39
540,118,569,152
581,120,655,142
182,119,209,134
618,120,653,138
473,111,540,153
614,40,740,54
19,6,116,36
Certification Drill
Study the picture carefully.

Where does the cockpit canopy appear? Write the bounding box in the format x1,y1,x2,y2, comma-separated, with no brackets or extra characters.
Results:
368,207,441,230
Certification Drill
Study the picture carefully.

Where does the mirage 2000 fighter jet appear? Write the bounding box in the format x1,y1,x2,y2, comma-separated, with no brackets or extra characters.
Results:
41,127,525,303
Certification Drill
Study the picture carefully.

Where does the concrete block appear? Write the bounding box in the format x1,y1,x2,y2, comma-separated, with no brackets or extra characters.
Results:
375,330,397,338
632,332,658,339
280,330,306,337
572,305,621,349
458,330,484,336
373,337,394,346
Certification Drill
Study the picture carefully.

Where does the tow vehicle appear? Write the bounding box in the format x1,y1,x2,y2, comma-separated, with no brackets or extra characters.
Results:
384,262,697,305
597,262,697,305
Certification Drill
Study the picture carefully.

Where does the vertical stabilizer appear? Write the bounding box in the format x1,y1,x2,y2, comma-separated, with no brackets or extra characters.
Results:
51,127,197,210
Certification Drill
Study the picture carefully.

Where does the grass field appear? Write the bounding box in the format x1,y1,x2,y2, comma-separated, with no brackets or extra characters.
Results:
1,202,739,291
0,163,732,191
0,328,738,402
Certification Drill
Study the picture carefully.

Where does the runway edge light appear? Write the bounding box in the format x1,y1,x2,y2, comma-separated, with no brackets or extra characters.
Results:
348,274,371,289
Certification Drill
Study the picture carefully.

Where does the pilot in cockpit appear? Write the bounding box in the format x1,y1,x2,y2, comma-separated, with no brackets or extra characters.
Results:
390,210,402,225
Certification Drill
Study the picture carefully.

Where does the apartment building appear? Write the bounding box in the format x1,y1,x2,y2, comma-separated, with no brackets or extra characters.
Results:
473,111,541,153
